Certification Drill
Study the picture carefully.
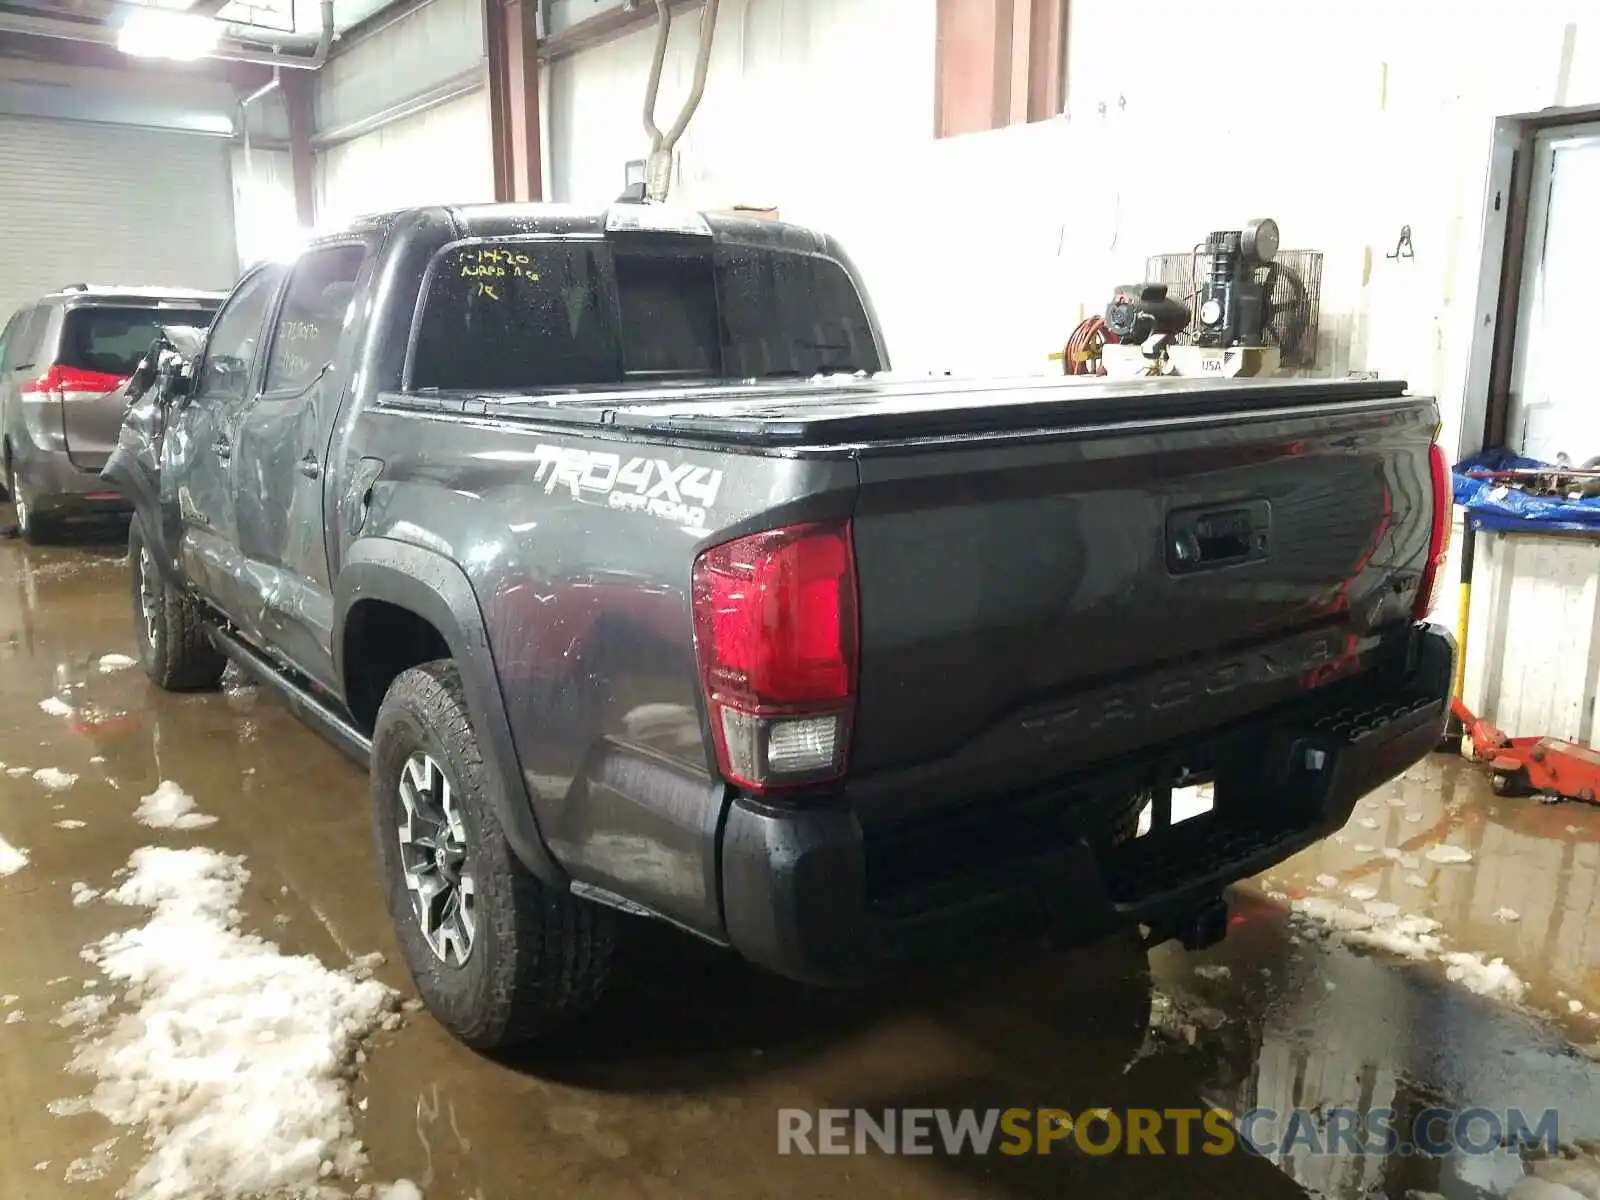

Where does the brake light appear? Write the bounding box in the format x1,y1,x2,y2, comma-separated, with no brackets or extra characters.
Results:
20,365,126,400
1414,442,1452,619
692,521,858,793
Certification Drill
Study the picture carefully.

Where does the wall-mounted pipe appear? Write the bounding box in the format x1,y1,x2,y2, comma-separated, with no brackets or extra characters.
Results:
240,66,280,173
640,0,718,201
0,0,335,69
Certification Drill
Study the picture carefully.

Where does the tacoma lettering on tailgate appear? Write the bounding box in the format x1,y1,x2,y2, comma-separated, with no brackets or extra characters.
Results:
529,443,724,530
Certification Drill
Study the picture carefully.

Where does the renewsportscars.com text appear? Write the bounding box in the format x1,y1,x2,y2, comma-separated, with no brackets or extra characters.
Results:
777,1106,1560,1158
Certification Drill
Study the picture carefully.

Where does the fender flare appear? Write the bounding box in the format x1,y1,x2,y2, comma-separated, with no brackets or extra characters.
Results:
335,538,567,886
101,449,181,583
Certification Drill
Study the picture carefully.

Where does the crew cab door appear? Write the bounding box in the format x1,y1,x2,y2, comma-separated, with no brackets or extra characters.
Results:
230,242,372,691
163,264,284,623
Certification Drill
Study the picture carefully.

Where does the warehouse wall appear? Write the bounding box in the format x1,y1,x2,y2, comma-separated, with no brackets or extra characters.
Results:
548,0,1600,458
316,90,494,226
313,0,494,223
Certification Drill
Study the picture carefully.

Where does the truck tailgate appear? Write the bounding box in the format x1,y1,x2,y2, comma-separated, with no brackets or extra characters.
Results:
840,384,1439,809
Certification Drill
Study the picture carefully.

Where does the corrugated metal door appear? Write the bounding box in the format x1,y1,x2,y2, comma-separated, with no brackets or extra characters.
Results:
0,116,238,321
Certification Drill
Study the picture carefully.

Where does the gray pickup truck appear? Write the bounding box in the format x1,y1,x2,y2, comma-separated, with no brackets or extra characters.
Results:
106,202,1455,1051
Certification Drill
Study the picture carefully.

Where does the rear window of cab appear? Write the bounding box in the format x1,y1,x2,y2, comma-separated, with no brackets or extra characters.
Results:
407,238,879,393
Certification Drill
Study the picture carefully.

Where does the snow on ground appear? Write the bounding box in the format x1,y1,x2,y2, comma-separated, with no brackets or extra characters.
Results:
98,653,137,673
71,882,100,907
1440,952,1528,1004
6,765,31,778
1292,887,1533,1007
133,781,216,831
55,819,87,831
38,696,73,717
0,834,29,876
34,767,78,792
1512,1153,1600,1198
1425,844,1474,865
60,846,401,1200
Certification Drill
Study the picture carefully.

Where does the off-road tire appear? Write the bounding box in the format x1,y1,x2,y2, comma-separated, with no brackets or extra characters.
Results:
129,514,226,691
371,660,615,1051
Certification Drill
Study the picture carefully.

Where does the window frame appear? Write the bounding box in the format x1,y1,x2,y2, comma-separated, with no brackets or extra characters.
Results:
193,264,286,405
258,239,375,399
402,233,881,393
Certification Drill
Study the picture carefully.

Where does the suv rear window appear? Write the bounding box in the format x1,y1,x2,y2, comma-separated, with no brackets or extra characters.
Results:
408,239,878,392
59,306,216,377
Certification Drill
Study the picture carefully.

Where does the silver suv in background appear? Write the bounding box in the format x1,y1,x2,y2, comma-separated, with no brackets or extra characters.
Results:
0,285,223,542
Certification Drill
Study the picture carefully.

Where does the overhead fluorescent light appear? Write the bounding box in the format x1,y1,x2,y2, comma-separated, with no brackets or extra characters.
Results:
118,9,222,61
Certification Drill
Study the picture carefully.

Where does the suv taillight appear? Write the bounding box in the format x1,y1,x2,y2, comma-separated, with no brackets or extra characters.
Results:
1414,442,1452,620
691,521,858,794
20,365,126,401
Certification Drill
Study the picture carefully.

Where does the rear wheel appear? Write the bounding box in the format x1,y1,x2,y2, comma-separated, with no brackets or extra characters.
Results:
372,660,615,1051
129,515,226,691
9,466,58,545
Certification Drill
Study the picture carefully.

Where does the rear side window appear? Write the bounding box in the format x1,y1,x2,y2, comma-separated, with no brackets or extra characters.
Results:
263,244,369,393
7,305,51,369
409,238,879,392
58,307,216,378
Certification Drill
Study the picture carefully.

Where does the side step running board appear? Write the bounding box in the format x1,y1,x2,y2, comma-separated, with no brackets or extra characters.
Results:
206,625,372,766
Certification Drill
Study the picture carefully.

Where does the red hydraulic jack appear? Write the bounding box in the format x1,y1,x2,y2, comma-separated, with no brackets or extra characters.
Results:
1451,696,1600,804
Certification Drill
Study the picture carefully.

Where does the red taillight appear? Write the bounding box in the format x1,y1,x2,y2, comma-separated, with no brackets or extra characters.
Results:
1415,441,1452,619
692,521,858,794
20,365,126,399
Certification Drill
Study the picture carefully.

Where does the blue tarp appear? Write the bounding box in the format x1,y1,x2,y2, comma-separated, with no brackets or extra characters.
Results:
1453,449,1600,535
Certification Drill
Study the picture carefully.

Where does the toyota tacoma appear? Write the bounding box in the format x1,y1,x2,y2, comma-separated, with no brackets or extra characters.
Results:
104,202,1455,1050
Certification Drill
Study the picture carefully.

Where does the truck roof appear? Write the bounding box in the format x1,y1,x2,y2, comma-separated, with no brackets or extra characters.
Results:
325,202,845,257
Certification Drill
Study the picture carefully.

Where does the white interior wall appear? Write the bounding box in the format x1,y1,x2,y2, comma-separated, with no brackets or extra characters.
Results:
231,146,301,268
317,0,485,132
315,90,495,227
549,0,1600,457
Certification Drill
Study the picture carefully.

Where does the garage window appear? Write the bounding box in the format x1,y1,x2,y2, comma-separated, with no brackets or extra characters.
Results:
408,239,878,392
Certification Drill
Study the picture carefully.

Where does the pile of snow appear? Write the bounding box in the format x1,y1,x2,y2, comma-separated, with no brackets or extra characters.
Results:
38,696,73,717
70,882,99,907
1441,952,1527,1004
0,835,29,876
1291,897,1531,1006
34,768,78,792
60,846,400,1200
1425,844,1474,865
1346,915,1444,961
55,819,87,831
98,654,138,674
133,781,216,831
1511,1153,1600,1200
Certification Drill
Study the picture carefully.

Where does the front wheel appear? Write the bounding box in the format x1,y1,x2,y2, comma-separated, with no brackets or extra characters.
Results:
371,660,615,1051
129,515,226,691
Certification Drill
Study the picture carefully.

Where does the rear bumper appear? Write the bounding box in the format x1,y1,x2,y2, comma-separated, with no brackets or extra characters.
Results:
14,449,126,515
719,623,1455,986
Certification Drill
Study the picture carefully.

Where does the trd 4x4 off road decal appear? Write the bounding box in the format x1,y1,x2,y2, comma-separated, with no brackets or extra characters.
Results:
529,444,724,529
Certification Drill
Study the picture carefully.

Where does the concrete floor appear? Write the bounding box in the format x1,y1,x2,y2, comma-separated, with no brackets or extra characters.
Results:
1,532,1597,1200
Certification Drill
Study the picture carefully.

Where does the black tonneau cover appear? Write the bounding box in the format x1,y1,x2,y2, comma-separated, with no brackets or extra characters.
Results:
378,376,1415,447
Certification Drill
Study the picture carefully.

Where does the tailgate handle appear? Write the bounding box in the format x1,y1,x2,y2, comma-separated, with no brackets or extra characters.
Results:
1167,500,1270,574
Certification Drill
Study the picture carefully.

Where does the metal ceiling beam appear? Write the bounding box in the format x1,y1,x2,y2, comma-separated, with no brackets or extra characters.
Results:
536,0,700,62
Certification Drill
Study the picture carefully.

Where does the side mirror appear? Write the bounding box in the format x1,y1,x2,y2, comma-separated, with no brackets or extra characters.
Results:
127,358,158,400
